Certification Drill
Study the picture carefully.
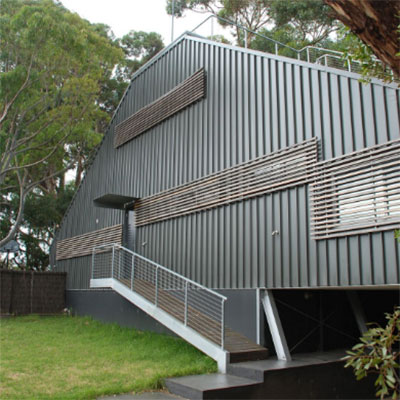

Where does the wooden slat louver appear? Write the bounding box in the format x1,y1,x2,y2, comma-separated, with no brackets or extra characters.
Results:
56,224,122,261
135,138,318,226
115,68,206,148
310,138,400,239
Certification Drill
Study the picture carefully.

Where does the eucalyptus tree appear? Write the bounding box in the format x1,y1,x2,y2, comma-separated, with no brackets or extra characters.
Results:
0,0,123,248
323,0,400,78
166,0,273,47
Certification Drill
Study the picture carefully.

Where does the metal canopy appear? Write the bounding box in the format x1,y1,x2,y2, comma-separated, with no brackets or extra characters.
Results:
93,194,138,210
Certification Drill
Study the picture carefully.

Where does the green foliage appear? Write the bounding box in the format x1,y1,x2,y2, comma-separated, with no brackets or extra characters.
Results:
0,0,164,268
337,26,397,84
0,0,123,249
0,184,75,269
343,307,400,399
166,0,337,47
269,0,337,43
251,25,305,57
0,315,216,399
166,0,273,46
207,34,231,44
116,31,164,82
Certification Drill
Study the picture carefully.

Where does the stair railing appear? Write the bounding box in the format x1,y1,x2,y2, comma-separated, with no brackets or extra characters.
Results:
91,243,227,349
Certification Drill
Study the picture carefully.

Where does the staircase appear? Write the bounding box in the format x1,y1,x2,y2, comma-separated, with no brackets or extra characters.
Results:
90,244,268,372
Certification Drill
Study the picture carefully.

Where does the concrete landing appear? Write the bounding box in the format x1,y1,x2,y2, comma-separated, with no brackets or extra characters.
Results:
227,349,347,381
165,373,262,400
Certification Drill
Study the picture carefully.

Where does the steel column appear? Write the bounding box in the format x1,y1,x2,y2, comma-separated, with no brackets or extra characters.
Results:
261,289,291,361
111,245,115,279
347,291,368,335
184,281,188,325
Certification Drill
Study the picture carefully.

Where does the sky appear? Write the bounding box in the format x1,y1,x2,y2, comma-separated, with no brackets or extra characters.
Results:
60,0,228,45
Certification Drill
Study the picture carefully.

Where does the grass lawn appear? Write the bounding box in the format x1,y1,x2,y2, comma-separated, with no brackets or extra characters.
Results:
0,315,217,399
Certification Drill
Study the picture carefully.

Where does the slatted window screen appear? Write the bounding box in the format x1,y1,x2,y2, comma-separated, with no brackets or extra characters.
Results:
310,138,400,239
114,68,206,148
135,138,318,226
56,224,122,261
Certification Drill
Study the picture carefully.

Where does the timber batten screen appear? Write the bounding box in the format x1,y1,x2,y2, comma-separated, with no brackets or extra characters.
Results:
135,139,318,226
114,68,206,148
310,138,400,239
56,224,122,261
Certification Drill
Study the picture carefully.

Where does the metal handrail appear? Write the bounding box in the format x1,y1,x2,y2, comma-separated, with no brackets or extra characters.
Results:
91,243,227,349
93,243,227,301
191,13,299,54
190,14,386,74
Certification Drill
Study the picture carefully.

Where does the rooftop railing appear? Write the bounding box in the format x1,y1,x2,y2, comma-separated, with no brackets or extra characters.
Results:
191,14,386,76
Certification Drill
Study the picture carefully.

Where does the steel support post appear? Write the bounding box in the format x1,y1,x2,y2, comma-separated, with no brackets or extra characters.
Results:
184,281,188,326
221,299,226,349
256,288,261,345
111,246,115,279
261,289,291,361
155,267,159,306
118,250,122,280
91,248,95,279
131,255,134,291
347,291,368,335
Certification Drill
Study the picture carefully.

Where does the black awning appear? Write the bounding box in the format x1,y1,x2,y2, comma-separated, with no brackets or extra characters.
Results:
93,194,138,210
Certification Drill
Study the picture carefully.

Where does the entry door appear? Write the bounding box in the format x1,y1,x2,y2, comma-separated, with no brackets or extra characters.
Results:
123,209,136,251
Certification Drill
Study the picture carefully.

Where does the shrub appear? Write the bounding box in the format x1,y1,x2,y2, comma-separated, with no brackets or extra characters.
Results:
343,307,400,399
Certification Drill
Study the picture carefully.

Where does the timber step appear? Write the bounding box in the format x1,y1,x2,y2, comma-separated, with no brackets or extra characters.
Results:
116,277,268,362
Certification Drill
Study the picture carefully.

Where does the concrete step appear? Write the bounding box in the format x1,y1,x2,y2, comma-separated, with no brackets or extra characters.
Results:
226,349,348,381
166,350,376,399
165,373,262,400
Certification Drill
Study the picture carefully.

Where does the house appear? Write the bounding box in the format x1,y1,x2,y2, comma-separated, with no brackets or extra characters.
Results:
51,32,399,380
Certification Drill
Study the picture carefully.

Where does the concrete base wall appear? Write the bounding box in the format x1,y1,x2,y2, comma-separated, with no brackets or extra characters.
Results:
66,288,260,341
66,289,174,335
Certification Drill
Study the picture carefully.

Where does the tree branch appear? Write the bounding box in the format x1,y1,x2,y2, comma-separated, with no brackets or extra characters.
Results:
0,55,34,127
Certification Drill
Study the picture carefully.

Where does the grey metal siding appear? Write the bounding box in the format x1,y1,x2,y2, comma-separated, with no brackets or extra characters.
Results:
54,34,400,290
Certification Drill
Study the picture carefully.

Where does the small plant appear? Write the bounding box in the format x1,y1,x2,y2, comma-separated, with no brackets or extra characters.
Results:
343,307,400,399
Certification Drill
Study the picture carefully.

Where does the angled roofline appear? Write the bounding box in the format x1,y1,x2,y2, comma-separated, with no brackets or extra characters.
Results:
112,31,398,126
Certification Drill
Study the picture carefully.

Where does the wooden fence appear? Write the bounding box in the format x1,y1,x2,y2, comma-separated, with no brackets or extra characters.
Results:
0,270,66,315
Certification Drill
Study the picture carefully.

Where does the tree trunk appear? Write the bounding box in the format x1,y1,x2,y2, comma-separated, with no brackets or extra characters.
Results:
75,156,83,188
323,0,400,77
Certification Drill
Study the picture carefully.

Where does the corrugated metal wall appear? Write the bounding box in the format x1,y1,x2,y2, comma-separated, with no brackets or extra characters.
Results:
54,34,400,290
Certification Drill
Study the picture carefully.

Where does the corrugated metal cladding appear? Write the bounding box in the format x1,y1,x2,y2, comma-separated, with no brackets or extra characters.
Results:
53,33,400,291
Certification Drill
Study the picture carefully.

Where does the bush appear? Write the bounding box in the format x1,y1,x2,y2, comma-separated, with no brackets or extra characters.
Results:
343,307,400,399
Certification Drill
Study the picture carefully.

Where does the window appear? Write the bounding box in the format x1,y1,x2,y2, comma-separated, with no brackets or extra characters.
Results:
310,139,400,239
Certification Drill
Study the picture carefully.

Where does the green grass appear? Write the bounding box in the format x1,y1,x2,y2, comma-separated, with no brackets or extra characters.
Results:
0,315,217,399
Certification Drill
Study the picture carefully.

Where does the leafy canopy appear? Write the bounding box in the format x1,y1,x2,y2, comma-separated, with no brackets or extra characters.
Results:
1,0,165,269
0,0,123,253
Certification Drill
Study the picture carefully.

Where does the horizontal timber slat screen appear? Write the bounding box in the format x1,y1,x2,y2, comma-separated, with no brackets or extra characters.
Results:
56,224,122,261
115,68,206,148
135,138,318,226
310,138,400,239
